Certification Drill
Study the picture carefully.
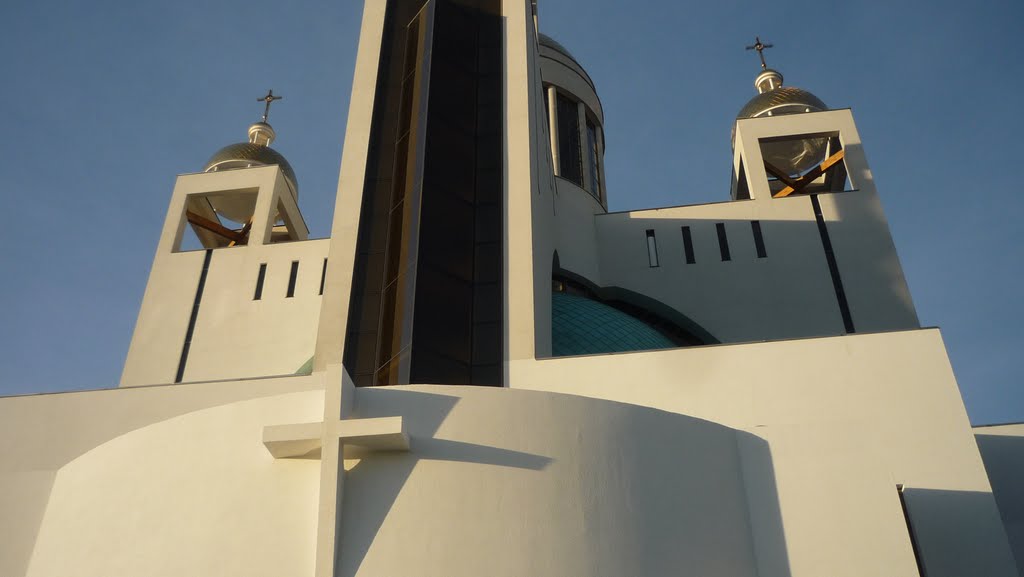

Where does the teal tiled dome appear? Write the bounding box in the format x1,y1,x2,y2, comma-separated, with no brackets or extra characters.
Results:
552,292,676,357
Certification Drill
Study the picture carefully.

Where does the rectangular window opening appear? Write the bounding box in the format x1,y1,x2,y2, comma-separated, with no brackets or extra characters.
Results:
175,249,213,383
681,226,695,264
286,261,299,298
646,229,660,268
319,258,328,296
556,92,583,187
716,223,731,261
733,161,750,200
751,220,767,258
253,263,267,301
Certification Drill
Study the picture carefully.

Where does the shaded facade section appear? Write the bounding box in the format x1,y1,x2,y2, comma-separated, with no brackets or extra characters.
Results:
343,0,504,387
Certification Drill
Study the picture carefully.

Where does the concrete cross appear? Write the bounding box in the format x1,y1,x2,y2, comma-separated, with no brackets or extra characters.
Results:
261,368,409,577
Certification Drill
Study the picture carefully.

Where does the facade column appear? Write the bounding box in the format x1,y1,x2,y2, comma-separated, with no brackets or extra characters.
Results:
547,85,560,177
578,100,593,193
596,125,608,207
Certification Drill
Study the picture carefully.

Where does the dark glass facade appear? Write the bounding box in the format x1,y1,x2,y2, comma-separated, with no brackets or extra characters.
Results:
343,0,504,387
556,93,582,186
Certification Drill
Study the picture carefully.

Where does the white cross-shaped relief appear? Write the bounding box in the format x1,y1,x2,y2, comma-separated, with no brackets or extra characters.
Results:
261,368,408,577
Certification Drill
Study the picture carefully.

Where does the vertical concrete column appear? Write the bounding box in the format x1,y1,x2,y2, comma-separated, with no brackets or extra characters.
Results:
578,101,592,193
596,125,608,207
250,179,280,247
547,85,560,177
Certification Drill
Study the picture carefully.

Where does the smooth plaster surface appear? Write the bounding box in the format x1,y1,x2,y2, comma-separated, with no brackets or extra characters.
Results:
24,391,322,577
0,375,323,577
512,328,1018,577
3,3,1012,577
122,166,327,386
976,423,1024,576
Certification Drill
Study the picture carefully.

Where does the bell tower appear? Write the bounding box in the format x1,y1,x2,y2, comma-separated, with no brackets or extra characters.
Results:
730,39,919,335
121,93,330,387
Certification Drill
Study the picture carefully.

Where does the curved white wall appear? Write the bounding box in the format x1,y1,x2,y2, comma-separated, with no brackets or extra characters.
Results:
340,385,763,577
25,391,323,577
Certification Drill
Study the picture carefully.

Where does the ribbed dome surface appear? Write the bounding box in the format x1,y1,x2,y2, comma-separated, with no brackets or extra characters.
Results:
204,142,299,193
552,292,676,357
737,86,827,120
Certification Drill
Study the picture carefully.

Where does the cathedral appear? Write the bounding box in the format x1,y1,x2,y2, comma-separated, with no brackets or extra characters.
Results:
1,1,1022,576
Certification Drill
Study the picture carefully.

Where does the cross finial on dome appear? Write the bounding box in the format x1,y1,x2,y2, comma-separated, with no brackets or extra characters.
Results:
745,37,774,70
257,89,282,123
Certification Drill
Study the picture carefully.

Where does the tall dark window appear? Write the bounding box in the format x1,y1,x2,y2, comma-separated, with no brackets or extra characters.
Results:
646,229,659,267
716,223,731,261
556,93,582,186
344,0,504,387
751,220,767,258
681,226,695,264
586,118,601,200
286,261,299,298
253,263,267,300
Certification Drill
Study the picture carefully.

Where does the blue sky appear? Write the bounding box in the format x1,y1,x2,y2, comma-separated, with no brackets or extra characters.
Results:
1,0,1021,424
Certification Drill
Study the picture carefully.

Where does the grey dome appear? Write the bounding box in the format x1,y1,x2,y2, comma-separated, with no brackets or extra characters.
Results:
203,142,299,194
538,33,575,60
737,86,827,120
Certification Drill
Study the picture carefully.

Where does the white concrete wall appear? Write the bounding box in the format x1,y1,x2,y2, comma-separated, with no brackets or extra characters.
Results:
313,0,388,374
0,375,323,577
595,197,845,343
24,391,322,577
183,238,328,382
121,248,206,384
3,333,1016,577
510,328,1018,577
539,109,921,345
552,178,604,283
122,167,327,386
339,385,761,577
976,423,1024,576
732,110,919,334
0,380,761,577
505,0,553,364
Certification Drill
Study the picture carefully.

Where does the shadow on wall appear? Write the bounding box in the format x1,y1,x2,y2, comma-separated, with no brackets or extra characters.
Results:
594,189,917,346
976,433,1024,576
902,486,1021,577
336,387,792,577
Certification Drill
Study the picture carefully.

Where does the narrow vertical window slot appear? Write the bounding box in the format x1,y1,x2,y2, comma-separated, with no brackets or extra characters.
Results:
646,229,660,268
286,261,299,298
811,194,855,333
897,485,928,576
175,249,213,384
254,263,267,301
716,223,731,261
319,258,328,296
751,220,768,258
681,226,696,264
